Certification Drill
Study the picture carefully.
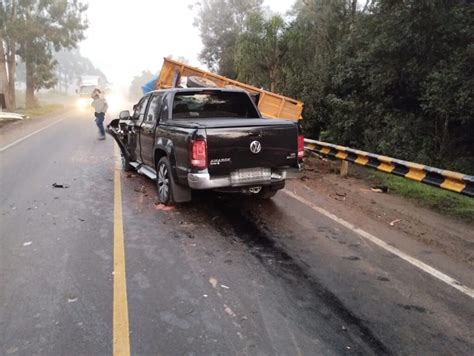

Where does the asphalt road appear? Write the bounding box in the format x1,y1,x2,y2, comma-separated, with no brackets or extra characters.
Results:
0,110,473,355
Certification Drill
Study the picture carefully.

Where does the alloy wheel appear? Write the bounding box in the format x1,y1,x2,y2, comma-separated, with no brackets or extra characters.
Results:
158,163,170,203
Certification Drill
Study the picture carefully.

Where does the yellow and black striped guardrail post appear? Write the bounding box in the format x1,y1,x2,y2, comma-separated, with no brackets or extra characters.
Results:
304,138,474,197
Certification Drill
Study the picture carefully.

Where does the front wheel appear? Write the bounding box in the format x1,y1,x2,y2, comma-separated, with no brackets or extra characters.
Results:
157,157,174,205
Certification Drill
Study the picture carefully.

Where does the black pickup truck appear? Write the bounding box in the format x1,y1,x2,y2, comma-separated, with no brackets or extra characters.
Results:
108,88,304,205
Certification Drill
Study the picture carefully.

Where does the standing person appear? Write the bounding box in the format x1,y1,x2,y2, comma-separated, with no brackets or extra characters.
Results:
91,88,108,140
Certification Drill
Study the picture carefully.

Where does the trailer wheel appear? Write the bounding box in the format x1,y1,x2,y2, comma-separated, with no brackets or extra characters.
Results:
187,76,218,88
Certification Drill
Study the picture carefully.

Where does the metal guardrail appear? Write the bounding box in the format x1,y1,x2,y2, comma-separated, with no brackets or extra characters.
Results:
304,138,474,197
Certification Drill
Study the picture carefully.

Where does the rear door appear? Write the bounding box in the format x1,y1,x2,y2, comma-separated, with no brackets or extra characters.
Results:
132,95,150,162
140,93,163,166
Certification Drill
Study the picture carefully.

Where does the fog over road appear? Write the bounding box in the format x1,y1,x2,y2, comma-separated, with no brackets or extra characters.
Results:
0,110,473,355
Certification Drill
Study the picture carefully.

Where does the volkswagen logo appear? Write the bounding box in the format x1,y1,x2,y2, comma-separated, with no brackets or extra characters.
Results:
250,140,262,154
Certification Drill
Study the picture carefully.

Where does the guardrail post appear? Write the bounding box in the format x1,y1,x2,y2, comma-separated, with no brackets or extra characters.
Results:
340,160,349,177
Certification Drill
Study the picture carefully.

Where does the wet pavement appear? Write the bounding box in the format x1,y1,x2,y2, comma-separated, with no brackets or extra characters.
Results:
0,111,473,355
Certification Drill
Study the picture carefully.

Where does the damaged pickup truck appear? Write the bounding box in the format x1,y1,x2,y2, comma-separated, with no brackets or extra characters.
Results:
108,88,304,205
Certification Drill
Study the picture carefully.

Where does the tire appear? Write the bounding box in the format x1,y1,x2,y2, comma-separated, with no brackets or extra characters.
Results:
187,76,218,88
121,154,133,172
255,186,278,199
157,157,175,205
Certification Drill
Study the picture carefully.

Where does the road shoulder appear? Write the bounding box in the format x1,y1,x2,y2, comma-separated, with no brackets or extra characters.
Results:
299,158,474,268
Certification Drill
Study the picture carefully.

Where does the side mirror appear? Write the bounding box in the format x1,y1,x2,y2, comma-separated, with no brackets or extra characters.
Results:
119,110,130,120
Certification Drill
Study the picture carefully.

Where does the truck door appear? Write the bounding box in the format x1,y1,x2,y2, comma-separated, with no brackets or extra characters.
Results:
131,95,151,163
140,93,163,166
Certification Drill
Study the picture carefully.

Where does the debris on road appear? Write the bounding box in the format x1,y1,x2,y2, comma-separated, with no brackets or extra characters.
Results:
220,284,230,289
209,277,218,289
22,241,32,247
154,203,175,211
78,218,85,222
0,111,29,121
224,305,237,317
371,185,388,193
389,219,402,226
52,183,69,189
134,185,146,193
67,295,78,303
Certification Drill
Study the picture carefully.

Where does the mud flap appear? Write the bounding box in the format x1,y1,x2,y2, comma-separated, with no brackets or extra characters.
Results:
170,175,192,203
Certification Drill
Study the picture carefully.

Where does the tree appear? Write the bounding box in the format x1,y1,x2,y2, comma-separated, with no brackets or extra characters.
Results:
13,0,88,107
194,0,263,77
235,13,287,92
328,0,474,169
0,0,18,109
54,49,107,93
281,0,360,138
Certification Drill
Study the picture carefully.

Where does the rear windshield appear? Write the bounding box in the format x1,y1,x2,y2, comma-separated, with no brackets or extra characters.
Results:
172,91,260,119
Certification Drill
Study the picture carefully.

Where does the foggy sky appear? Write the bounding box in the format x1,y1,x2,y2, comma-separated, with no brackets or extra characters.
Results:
80,0,294,89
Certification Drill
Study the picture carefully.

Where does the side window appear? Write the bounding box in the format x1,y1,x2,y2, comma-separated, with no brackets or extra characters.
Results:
160,94,170,121
145,94,163,122
133,96,150,121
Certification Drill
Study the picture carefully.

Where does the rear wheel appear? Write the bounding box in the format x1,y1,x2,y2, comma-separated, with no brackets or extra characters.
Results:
157,157,174,205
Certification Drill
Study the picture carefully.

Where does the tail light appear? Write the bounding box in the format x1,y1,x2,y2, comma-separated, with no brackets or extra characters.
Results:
297,134,304,160
190,139,207,169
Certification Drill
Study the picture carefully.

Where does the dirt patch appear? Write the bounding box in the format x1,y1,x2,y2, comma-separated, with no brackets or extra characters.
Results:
300,156,474,267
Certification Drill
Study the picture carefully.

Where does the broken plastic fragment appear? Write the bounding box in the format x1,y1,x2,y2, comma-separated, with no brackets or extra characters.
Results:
209,277,218,289
67,296,78,303
52,183,69,188
370,185,388,193
389,219,402,226
154,203,175,211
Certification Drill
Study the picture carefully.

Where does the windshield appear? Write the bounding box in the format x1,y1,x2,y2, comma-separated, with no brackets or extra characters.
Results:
172,91,260,119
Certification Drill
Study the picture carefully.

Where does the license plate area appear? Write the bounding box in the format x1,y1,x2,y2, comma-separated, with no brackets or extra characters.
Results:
230,168,271,185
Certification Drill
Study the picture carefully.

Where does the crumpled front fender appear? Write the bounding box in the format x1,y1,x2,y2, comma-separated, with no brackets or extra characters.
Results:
107,119,133,161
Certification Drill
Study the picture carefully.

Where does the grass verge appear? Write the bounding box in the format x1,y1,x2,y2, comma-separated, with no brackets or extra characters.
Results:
350,164,474,223
15,104,65,118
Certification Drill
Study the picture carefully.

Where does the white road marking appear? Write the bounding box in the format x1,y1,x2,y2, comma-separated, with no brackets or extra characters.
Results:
283,189,474,299
0,117,66,152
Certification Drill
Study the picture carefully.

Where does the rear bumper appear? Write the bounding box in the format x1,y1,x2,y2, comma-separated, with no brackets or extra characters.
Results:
187,166,302,190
